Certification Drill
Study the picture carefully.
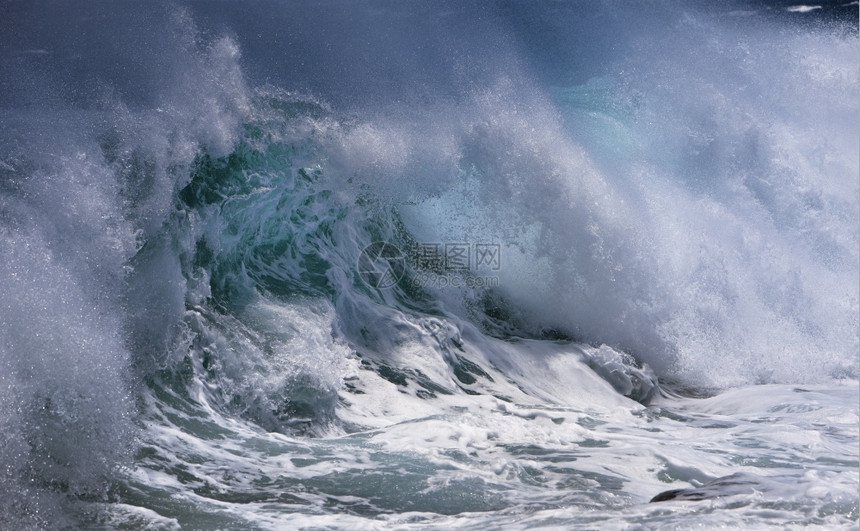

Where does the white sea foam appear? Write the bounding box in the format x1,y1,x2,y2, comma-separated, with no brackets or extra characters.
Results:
358,21,859,388
787,5,823,13
0,2,856,529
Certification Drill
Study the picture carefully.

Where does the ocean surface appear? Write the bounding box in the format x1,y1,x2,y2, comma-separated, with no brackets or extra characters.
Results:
1,1,858,529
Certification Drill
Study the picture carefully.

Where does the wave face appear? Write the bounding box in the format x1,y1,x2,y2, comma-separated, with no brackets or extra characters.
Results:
1,1,858,528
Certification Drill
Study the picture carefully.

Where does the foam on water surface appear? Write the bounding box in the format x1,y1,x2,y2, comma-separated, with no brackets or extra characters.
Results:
0,1,857,528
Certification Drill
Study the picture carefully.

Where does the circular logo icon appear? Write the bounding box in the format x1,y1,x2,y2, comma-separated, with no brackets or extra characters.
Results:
357,242,406,289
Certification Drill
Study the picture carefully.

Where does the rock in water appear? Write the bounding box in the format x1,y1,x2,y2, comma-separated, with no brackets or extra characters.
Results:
649,473,761,503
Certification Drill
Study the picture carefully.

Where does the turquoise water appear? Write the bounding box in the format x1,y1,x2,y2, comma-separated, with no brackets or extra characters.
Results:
0,2,857,528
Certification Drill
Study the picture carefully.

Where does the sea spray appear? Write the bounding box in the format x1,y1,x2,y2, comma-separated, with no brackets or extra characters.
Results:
0,1,856,528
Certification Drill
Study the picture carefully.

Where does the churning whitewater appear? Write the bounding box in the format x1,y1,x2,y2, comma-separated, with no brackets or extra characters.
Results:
0,1,858,529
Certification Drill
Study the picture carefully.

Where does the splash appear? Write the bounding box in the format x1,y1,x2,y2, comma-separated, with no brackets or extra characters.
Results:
0,2,857,528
